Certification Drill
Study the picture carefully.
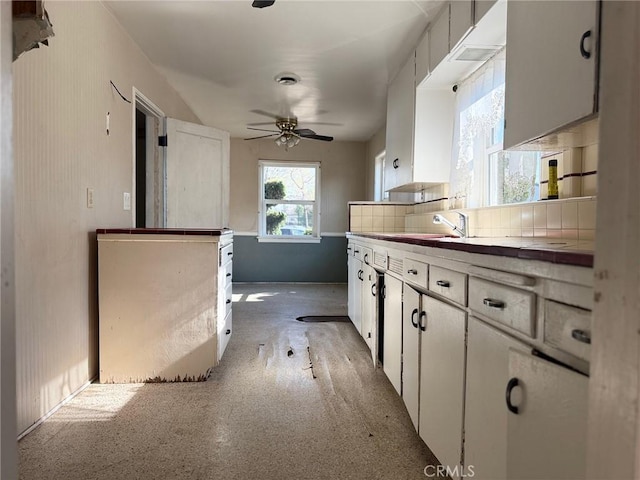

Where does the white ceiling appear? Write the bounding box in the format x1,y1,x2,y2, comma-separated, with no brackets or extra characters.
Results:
105,0,445,142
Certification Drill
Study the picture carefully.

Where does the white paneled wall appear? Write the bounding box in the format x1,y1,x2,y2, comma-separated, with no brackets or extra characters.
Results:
13,2,200,434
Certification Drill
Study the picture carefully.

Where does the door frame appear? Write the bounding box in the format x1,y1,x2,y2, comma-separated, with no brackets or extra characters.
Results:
132,88,165,227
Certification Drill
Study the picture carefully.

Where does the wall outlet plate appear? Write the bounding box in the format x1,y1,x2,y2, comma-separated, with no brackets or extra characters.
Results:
87,188,94,208
123,192,131,211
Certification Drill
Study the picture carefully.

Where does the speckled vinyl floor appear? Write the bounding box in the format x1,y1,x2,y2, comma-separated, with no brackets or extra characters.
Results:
19,283,438,480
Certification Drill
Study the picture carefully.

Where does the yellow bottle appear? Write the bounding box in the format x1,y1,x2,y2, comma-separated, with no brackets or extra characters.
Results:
548,159,559,200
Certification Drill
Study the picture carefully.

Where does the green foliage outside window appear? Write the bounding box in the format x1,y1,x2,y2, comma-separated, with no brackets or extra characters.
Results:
265,180,286,234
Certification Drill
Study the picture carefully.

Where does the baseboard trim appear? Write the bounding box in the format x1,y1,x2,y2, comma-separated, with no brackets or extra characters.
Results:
18,376,97,440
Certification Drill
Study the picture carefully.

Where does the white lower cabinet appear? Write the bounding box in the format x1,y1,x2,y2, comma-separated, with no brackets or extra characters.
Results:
347,253,363,334
402,286,421,430
418,294,467,479
464,317,530,480
383,274,403,395
507,349,589,480
361,260,378,364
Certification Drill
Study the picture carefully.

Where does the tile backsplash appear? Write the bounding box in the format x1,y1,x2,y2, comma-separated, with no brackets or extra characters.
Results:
350,197,597,241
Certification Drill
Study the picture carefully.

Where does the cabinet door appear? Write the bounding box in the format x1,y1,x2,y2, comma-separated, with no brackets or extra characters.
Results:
419,295,466,477
383,274,403,395
464,317,530,480
504,1,598,149
475,0,497,24
402,286,421,431
384,53,415,191
416,30,430,87
507,349,589,480
450,0,474,51
361,263,376,351
429,3,450,73
348,256,363,334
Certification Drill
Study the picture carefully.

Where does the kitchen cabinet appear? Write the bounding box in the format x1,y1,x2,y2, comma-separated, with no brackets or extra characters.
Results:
361,249,378,363
429,3,450,73
475,0,497,24
402,286,421,431
217,241,234,360
464,317,530,480
415,30,430,87
347,245,363,334
418,294,466,477
504,0,599,149
384,53,415,192
383,273,403,395
450,0,474,51
507,349,589,480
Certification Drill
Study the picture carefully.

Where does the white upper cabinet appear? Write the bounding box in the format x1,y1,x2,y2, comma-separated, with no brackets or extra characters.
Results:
429,3,450,73
504,0,599,149
384,52,415,192
450,0,474,51
415,30,430,87
474,0,497,24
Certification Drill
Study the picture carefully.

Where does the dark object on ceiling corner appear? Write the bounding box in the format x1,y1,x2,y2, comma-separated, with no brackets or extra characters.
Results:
13,0,55,61
252,0,275,8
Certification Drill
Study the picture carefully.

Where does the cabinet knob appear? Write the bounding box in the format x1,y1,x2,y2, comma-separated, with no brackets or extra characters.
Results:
419,311,427,332
411,308,419,329
483,298,505,309
579,30,592,59
571,329,591,344
506,377,520,414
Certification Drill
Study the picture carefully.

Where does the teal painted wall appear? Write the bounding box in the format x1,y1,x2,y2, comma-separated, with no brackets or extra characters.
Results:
233,235,347,282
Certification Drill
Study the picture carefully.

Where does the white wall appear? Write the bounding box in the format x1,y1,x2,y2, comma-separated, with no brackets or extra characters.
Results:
229,138,367,234
0,0,17,476
12,1,200,434
365,126,386,201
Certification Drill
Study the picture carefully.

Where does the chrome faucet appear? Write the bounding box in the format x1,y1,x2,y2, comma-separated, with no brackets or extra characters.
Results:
433,213,469,238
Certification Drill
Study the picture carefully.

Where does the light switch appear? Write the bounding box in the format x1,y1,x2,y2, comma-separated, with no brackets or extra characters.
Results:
123,192,131,211
87,188,94,208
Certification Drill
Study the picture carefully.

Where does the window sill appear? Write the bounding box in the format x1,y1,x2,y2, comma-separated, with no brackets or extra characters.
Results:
257,236,322,244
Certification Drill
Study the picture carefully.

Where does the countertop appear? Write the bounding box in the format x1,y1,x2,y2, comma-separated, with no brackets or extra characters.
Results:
347,232,594,268
96,228,233,236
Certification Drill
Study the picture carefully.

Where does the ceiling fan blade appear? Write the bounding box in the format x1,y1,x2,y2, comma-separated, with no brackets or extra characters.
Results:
252,0,275,8
247,127,279,133
244,133,279,140
250,109,283,120
293,128,317,137
304,134,334,142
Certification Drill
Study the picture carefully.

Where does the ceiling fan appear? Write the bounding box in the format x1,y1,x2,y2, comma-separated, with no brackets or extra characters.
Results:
252,1,275,8
244,114,334,148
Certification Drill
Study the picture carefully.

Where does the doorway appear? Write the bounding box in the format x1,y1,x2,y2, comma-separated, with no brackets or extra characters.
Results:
133,90,165,228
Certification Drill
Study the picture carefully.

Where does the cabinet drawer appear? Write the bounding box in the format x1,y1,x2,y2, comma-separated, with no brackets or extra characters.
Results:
544,300,591,362
361,247,373,267
429,265,467,306
352,244,364,261
223,262,233,286
224,282,233,317
469,277,536,337
219,310,232,361
373,248,388,270
220,243,233,266
403,257,428,290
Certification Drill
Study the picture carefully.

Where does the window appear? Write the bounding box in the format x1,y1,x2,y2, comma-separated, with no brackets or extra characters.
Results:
374,151,389,202
450,49,541,208
258,161,321,242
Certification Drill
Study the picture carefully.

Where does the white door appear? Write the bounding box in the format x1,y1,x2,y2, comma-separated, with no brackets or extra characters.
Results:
383,274,403,395
165,118,230,228
402,286,421,431
419,295,466,478
507,349,589,480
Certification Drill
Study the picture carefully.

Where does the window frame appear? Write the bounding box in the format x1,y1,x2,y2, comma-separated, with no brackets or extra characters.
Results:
257,160,321,243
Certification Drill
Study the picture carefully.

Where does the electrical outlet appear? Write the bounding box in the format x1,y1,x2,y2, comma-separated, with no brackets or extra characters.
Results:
87,188,94,208
123,192,131,211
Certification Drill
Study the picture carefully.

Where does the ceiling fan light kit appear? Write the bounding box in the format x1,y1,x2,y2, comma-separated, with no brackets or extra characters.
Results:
244,111,334,148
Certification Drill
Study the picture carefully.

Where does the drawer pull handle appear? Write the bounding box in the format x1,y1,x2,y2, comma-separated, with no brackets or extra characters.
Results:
226,329,231,335
411,308,419,329
371,283,376,297
580,30,592,59
419,311,427,331
226,273,232,277
392,158,399,169
436,280,450,288
483,298,505,309
227,252,233,256
506,377,520,414
363,253,369,265
381,284,386,299
571,329,591,344
354,249,360,254
358,270,364,281
407,269,418,275
226,299,231,304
